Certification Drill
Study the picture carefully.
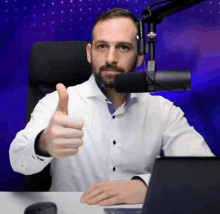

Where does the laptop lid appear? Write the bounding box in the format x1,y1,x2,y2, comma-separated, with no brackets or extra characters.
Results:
141,157,220,214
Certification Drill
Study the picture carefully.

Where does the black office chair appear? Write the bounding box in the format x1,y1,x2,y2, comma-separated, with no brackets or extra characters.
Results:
23,41,91,191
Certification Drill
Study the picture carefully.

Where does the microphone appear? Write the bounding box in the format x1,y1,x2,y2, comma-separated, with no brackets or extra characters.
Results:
114,0,205,94
114,70,191,93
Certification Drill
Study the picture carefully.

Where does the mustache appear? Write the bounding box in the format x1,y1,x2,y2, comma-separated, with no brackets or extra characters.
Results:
99,65,125,73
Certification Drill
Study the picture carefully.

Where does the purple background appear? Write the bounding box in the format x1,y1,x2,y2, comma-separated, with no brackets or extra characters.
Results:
1,0,219,191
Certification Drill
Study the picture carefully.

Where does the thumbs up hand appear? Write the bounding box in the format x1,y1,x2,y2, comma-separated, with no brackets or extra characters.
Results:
56,83,69,116
41,83,84,159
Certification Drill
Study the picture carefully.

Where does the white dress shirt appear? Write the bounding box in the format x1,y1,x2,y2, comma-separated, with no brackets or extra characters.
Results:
9,73,215,192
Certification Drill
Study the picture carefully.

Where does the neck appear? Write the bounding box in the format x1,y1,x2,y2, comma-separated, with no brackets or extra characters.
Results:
106,88,127,110
107,88,127,103
99,86,127,109
94,76,127,109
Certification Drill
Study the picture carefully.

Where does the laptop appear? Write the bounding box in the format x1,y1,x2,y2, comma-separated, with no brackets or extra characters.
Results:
104,157,220,214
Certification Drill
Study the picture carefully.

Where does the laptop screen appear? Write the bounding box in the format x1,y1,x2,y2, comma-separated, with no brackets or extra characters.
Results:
141,157,220,214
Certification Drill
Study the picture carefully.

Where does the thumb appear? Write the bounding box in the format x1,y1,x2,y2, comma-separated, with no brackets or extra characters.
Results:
56,83,69,115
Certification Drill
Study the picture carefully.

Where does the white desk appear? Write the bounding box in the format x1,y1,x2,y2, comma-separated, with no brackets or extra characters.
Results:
0,192,143,213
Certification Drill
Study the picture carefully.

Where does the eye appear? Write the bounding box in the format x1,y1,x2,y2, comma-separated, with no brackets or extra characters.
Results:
97,44,106,50
119,45,130,51
97,44,130,51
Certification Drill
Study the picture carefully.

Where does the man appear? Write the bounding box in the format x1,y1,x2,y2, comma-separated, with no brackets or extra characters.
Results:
9,8,215,207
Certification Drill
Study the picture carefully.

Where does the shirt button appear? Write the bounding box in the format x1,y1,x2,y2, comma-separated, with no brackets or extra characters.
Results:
112,116,115,119
113,167,116,171
105,99,108,101
113,140,116,145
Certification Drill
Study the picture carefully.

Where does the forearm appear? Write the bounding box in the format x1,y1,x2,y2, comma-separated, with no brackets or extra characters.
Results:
35,129,51,157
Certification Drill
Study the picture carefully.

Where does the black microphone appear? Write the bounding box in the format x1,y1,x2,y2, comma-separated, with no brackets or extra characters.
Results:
114,70,191,93
121,0,205,94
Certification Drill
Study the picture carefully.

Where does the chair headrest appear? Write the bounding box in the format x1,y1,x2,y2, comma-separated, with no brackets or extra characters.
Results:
29,41,92,89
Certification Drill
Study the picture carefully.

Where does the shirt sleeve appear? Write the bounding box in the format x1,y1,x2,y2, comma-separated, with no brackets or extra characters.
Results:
9,92,58,175
162,102,215,157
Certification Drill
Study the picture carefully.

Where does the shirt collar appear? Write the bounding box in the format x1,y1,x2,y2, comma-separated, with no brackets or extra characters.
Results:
80,73,138,105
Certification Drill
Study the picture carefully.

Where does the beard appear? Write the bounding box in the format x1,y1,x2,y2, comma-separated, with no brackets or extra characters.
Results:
90,54,138,94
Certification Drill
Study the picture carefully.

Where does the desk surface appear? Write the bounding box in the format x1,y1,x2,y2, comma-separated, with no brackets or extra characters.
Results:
0,192,143,214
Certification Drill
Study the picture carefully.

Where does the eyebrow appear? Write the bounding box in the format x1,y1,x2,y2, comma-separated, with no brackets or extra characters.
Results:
94,40,133,48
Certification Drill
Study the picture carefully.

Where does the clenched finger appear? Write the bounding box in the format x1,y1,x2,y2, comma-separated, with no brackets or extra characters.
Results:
62,119,84,129
53,127,83,138
54,138,83,148
55,147,79,159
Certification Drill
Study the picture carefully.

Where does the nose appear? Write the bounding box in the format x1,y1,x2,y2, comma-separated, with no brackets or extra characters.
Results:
105,47,118,65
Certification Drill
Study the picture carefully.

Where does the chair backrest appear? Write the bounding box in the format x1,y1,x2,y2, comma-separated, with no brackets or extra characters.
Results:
24,41,91,191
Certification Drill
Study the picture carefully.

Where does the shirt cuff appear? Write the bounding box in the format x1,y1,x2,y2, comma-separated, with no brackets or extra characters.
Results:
131,174,152,187
29,128,53,162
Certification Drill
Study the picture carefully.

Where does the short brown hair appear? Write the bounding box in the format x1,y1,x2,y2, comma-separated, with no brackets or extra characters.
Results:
91,8,139,44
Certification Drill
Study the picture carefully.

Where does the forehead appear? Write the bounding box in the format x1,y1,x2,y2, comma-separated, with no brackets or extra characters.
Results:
93,17,137,43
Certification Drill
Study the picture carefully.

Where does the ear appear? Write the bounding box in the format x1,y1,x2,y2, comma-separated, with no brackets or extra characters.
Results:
86,43,92,64
136,54,144,67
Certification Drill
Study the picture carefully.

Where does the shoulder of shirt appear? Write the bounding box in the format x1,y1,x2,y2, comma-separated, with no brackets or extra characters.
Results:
144,95,181,119
138,93,174,106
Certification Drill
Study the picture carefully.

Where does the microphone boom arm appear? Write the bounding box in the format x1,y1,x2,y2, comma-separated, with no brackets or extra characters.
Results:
138,0,206,93
140,0,206,24
114,0,207,94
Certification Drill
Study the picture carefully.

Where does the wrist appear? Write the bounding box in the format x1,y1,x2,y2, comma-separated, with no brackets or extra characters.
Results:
132,178,147,188
39,129,49,155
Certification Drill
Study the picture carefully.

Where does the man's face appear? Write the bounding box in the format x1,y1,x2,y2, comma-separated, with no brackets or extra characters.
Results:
86,17,143,91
